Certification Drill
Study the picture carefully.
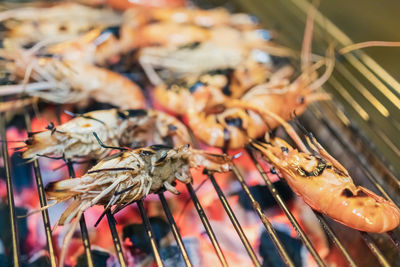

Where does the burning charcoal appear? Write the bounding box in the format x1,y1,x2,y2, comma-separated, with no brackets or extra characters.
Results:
236,182,293,211
0,167,5,179
160,237,202,267
76,249,110,267
26,255,51,267
11,151,33,192
0,204,28,255
259,229,303,267
123,217,170,255
0,254,11,267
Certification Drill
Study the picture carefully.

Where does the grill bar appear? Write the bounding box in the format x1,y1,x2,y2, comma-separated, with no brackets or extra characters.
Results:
158,192,193,267
66,161,94,267
105,210,127,267
245,148,326,267
24,114,56,267
207,173,262,267
328,98,400,187
230,165,295,267
323,96,400,183
137,200,164,267
313,212,357,267
186,183,228,267
323,71,400,184
360,233,390,267
0,114,20,267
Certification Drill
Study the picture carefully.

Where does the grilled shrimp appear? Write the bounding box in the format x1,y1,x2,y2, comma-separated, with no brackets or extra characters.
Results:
153,58,278,115
184,61,328,149
45,144,231,265
181,6,331,149
0,3,121,46
250,110,400,233
0,47,146,109
41,8,148,65
139,22,290,85
154,70,232,115
23,108,191,160
187,107,266,149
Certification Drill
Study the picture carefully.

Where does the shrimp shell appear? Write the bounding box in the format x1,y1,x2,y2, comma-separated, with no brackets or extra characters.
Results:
250,109,400,233
148,7,257,28
46,144,231,220
23,109,121,160
0,49,146,109
46,144,231,266
253,139,400,233
23,108,191,160
0,3,121,46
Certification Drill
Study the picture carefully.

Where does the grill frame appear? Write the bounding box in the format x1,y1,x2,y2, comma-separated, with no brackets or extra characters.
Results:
0,0,400,266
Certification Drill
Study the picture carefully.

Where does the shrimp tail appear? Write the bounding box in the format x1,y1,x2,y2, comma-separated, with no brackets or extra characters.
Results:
45,178,83,200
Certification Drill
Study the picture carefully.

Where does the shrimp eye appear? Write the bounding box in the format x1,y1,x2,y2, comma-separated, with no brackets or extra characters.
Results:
168,124,178,131
225,117,243,128
298,96,305,104
188,81,204,93
58,25,67,32
140,150,154,156
281,146,289,154
46,122,55,130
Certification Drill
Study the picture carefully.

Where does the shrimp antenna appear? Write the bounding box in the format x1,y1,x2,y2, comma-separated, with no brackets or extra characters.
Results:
92,132,128,151
36,154,65,160
290,112,319,155
111,199,136,216
291,111,309,135
94,210,108,227
52,159,92,172
248,139,269,149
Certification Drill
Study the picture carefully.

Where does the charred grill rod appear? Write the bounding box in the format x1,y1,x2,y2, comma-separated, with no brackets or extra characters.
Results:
24,113,56,267
230,165,295,267
66,161,94,267
137,200,165,267
186,183,229,267
0,114,21,267
207,173,262,267
158,192,193,267
105,210,127,267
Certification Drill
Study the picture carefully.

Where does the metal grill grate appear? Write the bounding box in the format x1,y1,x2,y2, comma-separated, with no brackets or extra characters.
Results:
1,0,400,266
